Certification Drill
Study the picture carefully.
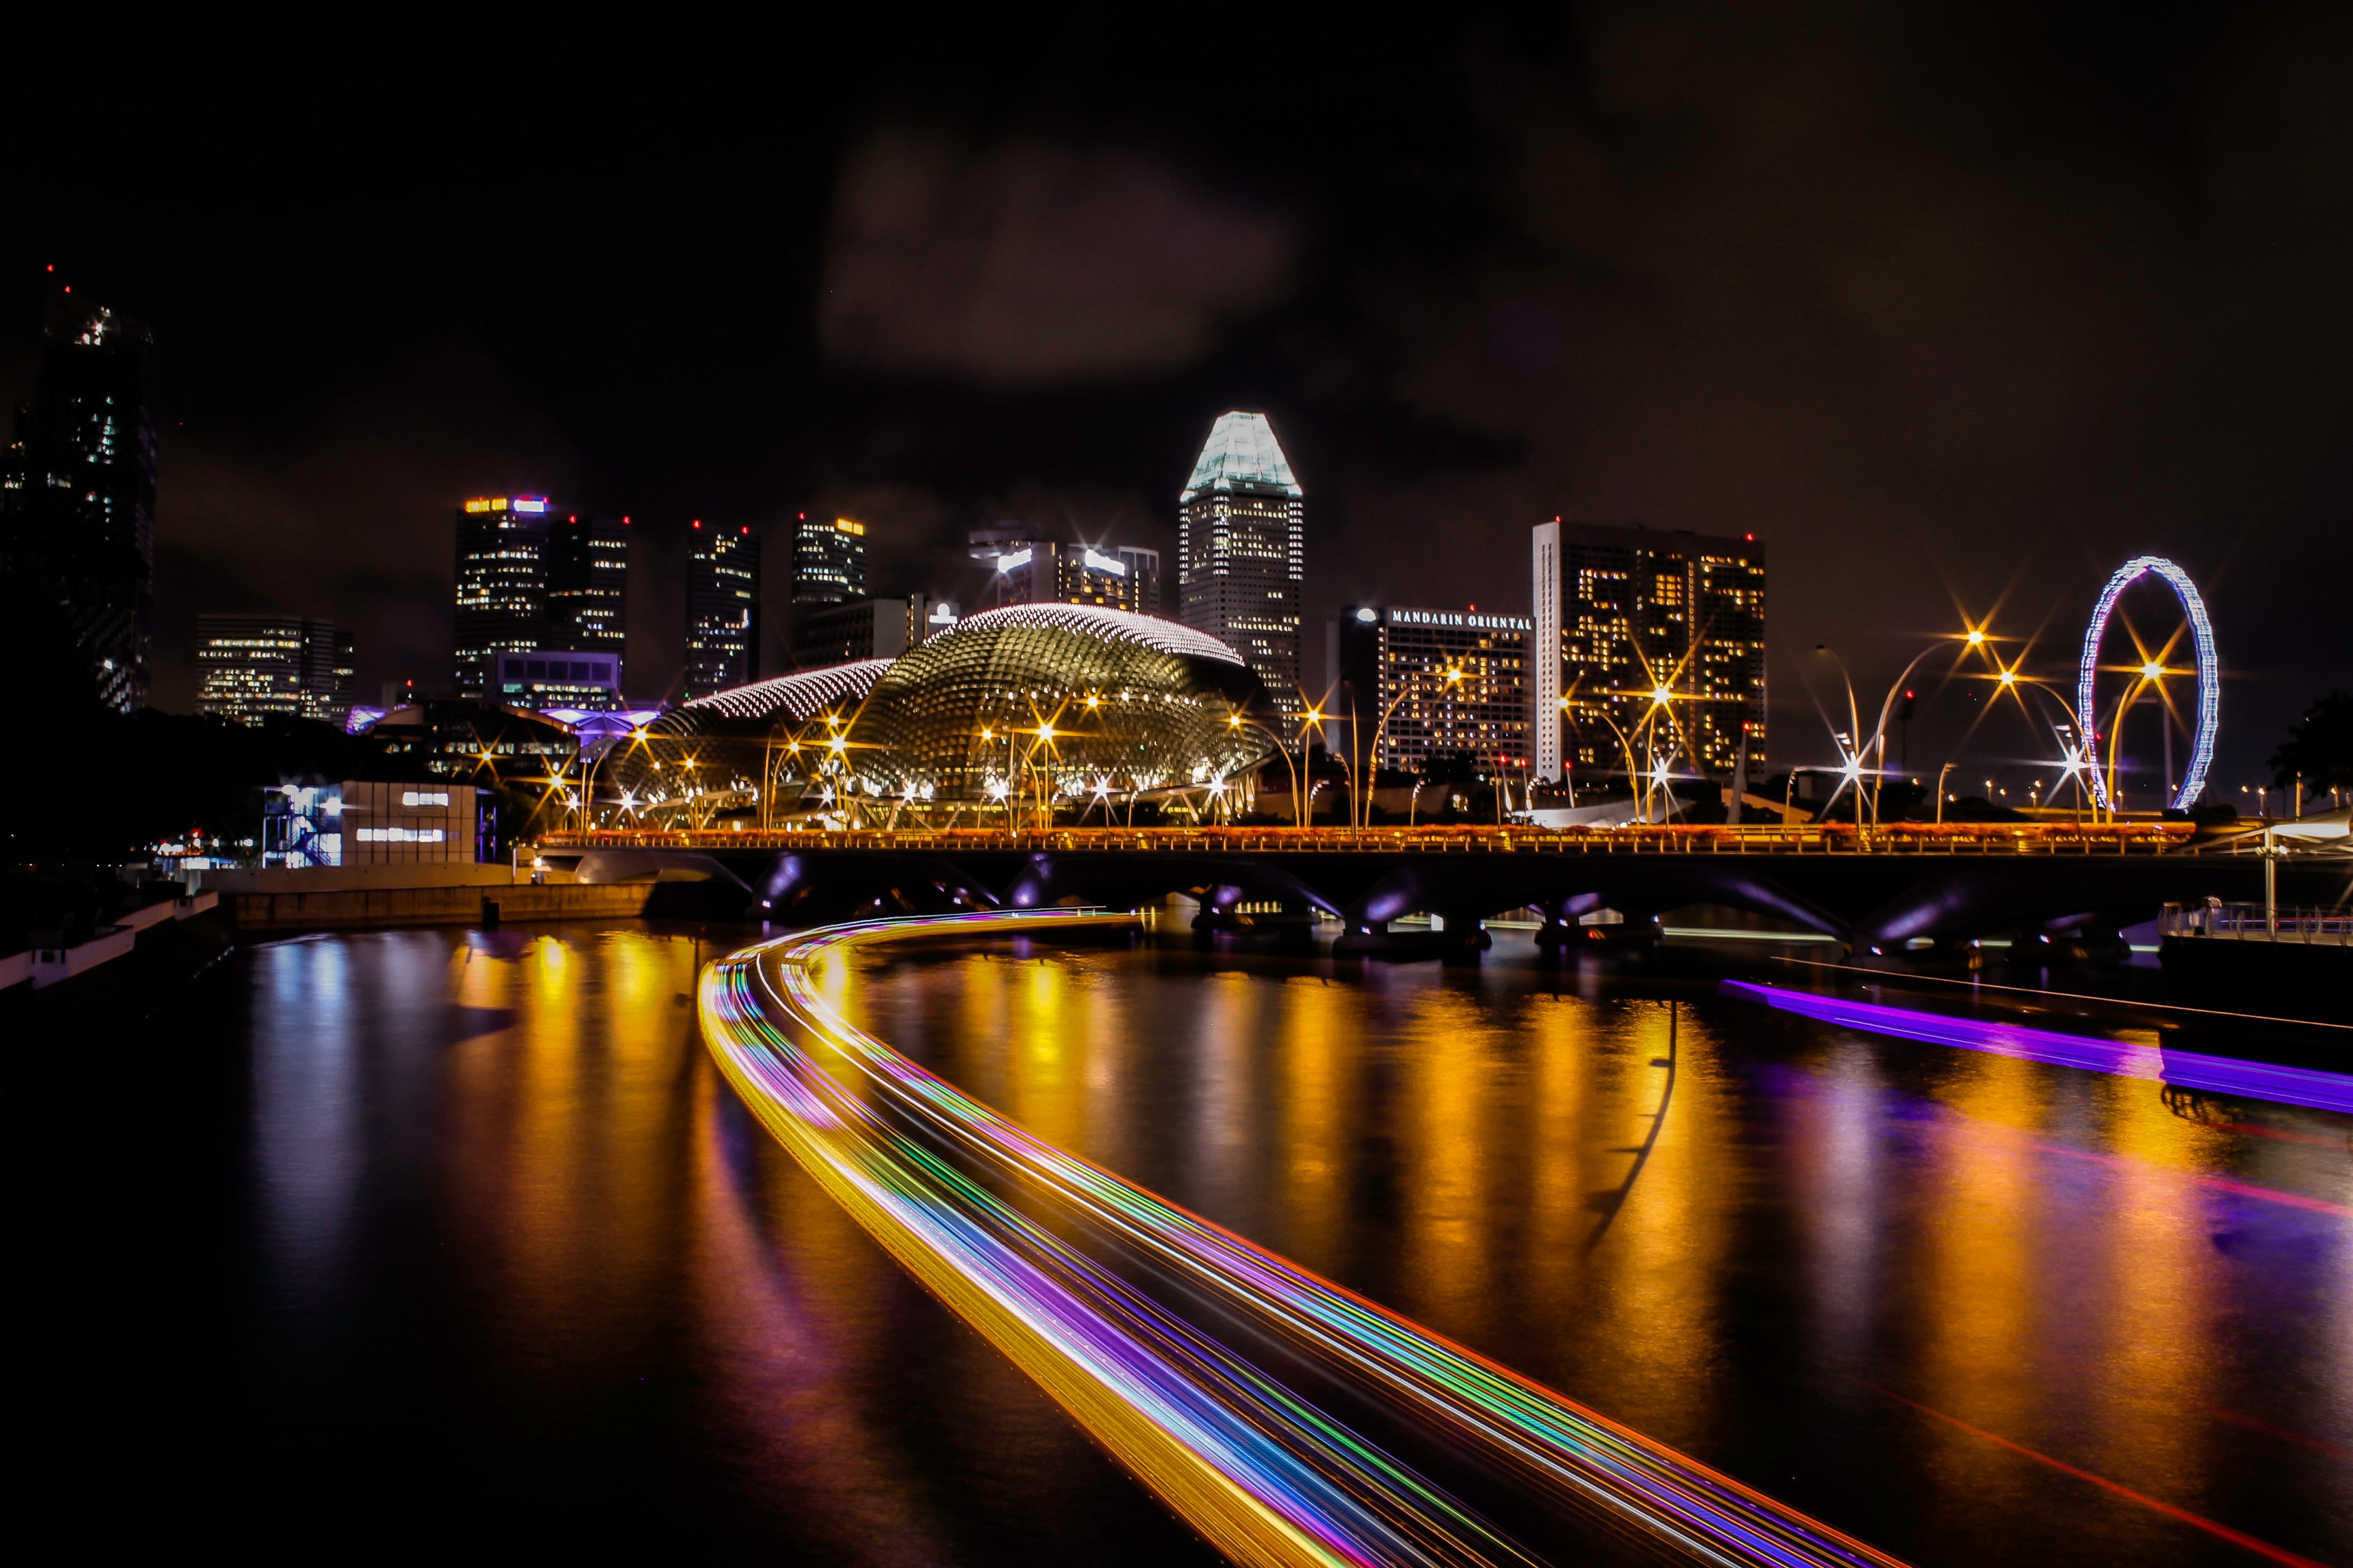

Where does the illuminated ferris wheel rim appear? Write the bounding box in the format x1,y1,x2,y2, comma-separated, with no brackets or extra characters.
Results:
2075,555,2219,812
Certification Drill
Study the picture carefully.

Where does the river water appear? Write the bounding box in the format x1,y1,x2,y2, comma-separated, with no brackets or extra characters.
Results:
31,921,2347,1565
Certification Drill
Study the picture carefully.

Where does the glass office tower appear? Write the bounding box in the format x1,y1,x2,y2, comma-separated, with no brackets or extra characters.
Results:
792,514,866,604
545,511,628,674
1,291,158,711
197,614,355,723
1177,412,1304,729
452,496,554,695
1530,519,1765,782
685,520,761,697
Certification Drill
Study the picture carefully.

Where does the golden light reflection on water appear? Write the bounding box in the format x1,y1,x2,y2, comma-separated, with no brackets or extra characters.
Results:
315,925,1167,1558
1396,985,1500,1339
1518,996,1588,1313
855,943,2350,1566
1918,1054,2045,1499
240,926,2349,1566
1274,976,1352,1272
2081,1076,2212,1514
1575,1002,1733,1448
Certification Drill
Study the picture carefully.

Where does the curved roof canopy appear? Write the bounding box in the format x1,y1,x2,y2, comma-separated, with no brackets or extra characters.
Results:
604,608,1272,819
854,603,1272,801
948,603,1245,665
683,659,890,722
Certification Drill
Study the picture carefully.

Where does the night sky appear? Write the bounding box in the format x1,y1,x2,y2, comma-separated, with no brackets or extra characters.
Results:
8,5,2349,792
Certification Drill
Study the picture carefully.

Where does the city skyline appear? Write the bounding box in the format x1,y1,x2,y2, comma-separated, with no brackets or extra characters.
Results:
10,19,2351,1565
7,11,2350,792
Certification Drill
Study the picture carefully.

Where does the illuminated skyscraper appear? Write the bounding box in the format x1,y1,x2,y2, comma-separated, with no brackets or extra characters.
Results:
791,594,955,666
197,614,354,724
1116,547,1162,616
545,511,628,671
1333,606,1530,775
968,526,1158,615
452,496,554,695
793,513,866,604
1530,520,1765,782
1,291,158,711
686,520,760,697
1178,412,1304,726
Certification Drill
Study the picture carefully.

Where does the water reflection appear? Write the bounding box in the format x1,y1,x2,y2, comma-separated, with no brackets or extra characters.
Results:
206,924,2350,1565
873,937,2350,1568
231,925,1217,1563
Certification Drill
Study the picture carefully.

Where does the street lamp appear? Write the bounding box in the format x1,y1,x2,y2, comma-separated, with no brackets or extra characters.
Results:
1356,665,1461,828
1229,710,1304,826
1814,642,1932,828
1579,702,1646,823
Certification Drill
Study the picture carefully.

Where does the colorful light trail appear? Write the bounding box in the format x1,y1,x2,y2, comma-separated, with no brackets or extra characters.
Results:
1721,980,2353,1116
700,909,1911,1568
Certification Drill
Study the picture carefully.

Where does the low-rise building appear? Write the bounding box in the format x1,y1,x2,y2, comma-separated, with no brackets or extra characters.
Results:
969,527,1162,616
491,648,625,710
198,614,355,723
791,594,956,667
262,780,491,868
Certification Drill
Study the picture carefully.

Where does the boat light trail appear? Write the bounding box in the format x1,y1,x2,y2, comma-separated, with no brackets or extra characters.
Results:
1720,981,2353,1115
702,910,1909,1568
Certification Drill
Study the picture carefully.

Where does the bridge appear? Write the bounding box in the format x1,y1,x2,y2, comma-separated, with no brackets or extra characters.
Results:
534,821,2348,957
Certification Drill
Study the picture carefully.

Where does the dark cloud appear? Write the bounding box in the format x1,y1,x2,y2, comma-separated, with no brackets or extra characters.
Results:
7,5,2347,788
151,346,580,706
819,130,1298,384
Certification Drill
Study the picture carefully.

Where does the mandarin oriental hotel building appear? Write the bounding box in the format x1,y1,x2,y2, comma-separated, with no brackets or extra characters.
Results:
1333,606,1531,774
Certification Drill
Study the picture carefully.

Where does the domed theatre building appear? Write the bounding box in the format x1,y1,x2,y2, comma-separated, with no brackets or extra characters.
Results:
605,604,1274,828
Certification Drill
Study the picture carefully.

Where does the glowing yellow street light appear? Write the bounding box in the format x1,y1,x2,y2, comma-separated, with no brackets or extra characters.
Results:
2140,661,2165,680
1966,630,1986,646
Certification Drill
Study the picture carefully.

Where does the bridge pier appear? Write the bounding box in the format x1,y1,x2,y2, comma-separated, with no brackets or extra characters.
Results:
1331,912,1492,962
1532,893,1608,949
1191,884,1245,932
1192,888,1320,947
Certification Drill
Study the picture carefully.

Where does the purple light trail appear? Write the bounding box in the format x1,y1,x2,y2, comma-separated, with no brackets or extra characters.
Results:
1719,981,2353,1116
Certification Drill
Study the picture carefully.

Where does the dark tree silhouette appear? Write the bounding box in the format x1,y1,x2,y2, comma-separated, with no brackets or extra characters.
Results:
2270,692,2353,795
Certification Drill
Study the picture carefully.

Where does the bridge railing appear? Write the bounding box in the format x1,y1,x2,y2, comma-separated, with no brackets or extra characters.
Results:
2160,903,2353,946
534,821,2197,857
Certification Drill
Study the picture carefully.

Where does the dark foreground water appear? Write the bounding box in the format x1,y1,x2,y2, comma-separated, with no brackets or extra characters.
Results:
24,922,2348,1565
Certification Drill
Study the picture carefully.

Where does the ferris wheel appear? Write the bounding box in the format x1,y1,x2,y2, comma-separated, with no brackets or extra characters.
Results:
2075,555,2219,812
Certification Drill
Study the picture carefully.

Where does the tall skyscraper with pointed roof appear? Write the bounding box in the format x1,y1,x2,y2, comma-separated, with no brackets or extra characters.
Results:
1177,412,1304,728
